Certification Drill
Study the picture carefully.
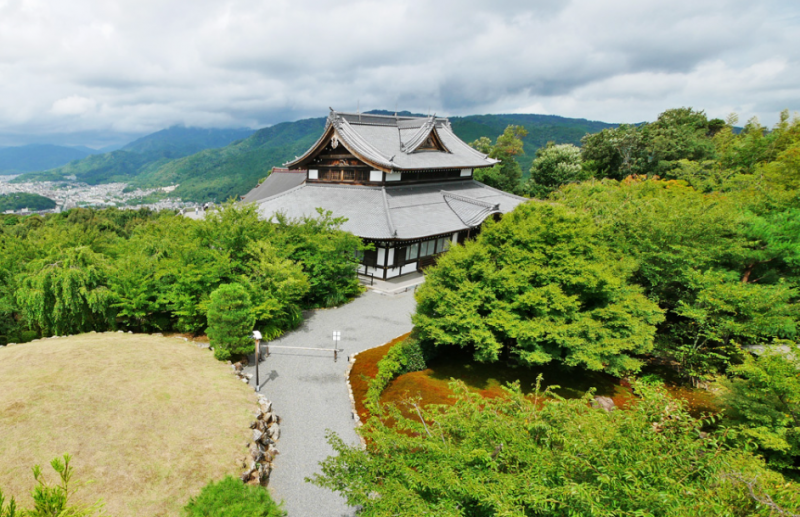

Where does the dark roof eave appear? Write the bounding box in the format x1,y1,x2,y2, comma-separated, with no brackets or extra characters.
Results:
389,162,497,172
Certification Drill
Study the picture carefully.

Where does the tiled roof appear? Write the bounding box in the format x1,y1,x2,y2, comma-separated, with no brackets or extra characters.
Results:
241,170,307,204
286,110,499,171
253,179,527,240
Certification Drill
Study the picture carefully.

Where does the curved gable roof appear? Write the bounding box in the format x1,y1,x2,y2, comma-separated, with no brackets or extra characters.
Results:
285,110,499,172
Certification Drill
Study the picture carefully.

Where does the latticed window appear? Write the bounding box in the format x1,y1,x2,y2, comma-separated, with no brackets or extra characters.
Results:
420,240,436,257
342,170,355,181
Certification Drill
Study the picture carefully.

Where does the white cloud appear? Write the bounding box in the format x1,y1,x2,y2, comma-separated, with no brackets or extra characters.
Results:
0,0,797,144
51,95,98,116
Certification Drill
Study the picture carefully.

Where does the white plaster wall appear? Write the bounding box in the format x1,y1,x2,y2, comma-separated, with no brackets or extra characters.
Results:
401,262,418,275
308,169,319,179
370,170,382,182
387,248,395,266
386,267,401,279
460,168,472,177
385,172,401,182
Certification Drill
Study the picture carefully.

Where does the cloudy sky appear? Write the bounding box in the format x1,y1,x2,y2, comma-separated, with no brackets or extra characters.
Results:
0,0,798,146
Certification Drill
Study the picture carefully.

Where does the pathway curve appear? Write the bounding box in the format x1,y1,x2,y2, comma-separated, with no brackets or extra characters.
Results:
245,290,417,516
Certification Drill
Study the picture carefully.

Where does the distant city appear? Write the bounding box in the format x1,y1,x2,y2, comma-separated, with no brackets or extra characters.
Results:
0,175,197,214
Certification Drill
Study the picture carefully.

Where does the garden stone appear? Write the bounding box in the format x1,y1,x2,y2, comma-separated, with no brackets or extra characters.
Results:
268,423,280,440
592,396,616,412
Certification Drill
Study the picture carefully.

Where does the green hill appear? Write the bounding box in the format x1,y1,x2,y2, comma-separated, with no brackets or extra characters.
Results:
14,126,254,184
12,113,617,202
0,144,91,174
133,118,327,202
0,192,56,212
121,126,254,156
139,112,615,202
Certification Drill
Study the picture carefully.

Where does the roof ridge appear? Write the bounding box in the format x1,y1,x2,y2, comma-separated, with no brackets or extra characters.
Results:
334,110,450,123
334,116,395,168
437,123,499,164
381,187,397,237
400,117,452,154
441,190,499,210
443,195,495,227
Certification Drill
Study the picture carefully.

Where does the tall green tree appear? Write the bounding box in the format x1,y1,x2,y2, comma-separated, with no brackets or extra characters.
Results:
581,108,721,180
273,208,365,308
243,240,309,340
207,282,255,361
555,176,800,381
471,125,528,194
16,247,114,336
522,142,586,198
414,202,663,375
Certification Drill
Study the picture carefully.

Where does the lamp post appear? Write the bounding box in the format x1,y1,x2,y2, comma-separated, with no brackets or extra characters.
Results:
253,330,262,391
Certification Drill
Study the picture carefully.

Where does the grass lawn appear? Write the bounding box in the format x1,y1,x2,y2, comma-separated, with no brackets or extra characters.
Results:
0,333,256,517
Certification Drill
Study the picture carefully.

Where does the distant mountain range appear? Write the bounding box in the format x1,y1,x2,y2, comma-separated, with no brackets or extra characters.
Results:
0,144,96,174
13,113,617,202
15,126,255,185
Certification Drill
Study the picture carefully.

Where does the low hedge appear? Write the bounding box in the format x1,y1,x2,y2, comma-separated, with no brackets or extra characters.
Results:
184,476,285,517
364,332,434,412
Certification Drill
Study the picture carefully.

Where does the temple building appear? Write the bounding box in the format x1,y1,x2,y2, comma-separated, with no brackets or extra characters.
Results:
243,110,527,279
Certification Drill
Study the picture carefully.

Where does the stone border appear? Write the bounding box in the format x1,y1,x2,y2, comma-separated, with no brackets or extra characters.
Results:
4,330,212,349
240,394,281,486
344,332,409,448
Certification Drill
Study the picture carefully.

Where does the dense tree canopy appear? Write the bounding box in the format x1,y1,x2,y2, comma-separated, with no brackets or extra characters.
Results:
313,381,800,516
0,203,364,347
718,343,800,473
581,107,723,179
471,125,528,194
414,202,663,376
408,107,800,478
522,142,587,197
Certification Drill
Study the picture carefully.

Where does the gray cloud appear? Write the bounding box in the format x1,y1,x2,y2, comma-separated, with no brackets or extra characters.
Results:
0,0,797,146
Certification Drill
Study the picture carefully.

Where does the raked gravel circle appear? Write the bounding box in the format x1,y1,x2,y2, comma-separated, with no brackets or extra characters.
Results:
244,290,417,517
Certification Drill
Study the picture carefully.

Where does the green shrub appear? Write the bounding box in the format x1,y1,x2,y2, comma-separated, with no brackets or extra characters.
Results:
314,381,800,515
365,335,433,411
207,283,255,361
717,343,800,473
183,476,284,517
0,454,106,517
0,489,17,517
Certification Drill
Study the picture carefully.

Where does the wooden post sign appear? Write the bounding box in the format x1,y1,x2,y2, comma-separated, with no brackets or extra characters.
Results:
332,331,341,362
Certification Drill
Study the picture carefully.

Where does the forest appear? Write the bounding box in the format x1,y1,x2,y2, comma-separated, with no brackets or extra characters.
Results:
0,204,365,355
3,107,800,515
0,193,56,212
311,108,800,515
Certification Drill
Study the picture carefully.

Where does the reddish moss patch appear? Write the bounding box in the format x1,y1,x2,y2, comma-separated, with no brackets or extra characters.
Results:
349,333,411,421
374,347,715,419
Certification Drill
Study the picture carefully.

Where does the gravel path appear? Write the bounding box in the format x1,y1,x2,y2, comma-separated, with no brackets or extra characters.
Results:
245,290,417,516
